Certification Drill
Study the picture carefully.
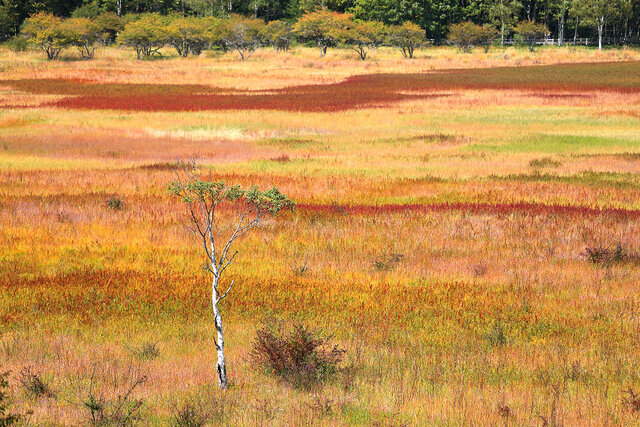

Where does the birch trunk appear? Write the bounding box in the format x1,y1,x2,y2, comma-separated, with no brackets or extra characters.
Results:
212,275,228,390
597,17,604,50
558,15,564,46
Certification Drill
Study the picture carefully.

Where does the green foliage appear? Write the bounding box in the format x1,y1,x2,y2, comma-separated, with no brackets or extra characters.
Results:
350,0,424,26
94,12,124,44
223,15,265,60
107,196,124,211
63,17,104,59
260,20,293,51
293,9,351,56
117,13,167,59
448,21,497,53
340,19,386,60
387,21,425,58
71,3,103,19
4,35,29,52
21,12,77,59
488,0,521,44
168,176,295,215
165,15,211,57
514,20,548,51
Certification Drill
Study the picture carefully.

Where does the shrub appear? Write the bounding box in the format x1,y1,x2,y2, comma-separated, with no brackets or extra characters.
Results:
170,399,210,427
251,323,345,389
107,196,123,211
585,244,640,266
483,321,507,346
529,157,561,168
82,366,147,426
623,388,640,413
373,253,404,271
5,36,28,52
128,341,160,360
19,367,56,399
0,371,21,426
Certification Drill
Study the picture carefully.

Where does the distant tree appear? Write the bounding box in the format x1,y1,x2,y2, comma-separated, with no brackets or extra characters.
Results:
166,15,209,56
260,20,293,51
223,15,265,60
118,13,167,59
341,19,386,60
570,0,631,49
448,21,497,53
184,0,228,17
71,3,104,18
488,0,522,45
64,17,104,59
551,0,570,45
205,17,231,51
168,166,294,391
514,20,548,51
293,9,351,56
21,12,77,59
94,12,124,44
350,0,425,26
387,21,425,58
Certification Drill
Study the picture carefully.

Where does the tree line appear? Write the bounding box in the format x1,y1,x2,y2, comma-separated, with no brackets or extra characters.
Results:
20,10,426,60
2,0,640,46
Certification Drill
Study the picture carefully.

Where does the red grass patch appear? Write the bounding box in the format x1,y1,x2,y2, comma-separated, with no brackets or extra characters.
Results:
2,61,640,112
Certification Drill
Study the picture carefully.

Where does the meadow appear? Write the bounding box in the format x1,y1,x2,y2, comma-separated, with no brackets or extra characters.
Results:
2,44,640,425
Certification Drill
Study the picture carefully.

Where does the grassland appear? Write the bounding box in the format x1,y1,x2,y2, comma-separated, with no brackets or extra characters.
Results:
2,45,640,425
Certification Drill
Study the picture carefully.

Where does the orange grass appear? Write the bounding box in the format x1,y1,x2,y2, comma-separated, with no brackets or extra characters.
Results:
2,46,640,425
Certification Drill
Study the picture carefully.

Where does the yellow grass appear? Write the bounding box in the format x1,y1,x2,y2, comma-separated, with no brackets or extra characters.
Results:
2,45,640,425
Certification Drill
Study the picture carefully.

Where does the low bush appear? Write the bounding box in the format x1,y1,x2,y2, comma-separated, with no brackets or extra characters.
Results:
0,371,22,426
585,244,640,266
129,341,160,360
82,366,147,426
251,323,345,389
170,399,210,427
19,367,56,399
106,196,124,211
373,253,404,271
5,36,29,52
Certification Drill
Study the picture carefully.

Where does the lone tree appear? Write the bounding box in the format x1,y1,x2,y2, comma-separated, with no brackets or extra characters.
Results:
118,13,167,59
21,12,76,60
341,20,386,61
169,166,294,390
223,16,265,60
387,22,426,59
293,9,350,57
64,17,104,59
514,21,548,51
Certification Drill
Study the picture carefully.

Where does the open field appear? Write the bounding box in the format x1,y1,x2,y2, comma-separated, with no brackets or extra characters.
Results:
2,45,640,425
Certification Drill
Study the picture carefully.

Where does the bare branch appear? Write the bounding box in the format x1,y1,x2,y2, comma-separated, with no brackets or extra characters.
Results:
217,280,235,304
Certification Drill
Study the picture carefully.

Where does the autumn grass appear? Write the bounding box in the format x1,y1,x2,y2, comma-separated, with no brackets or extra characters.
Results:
2,46,640,425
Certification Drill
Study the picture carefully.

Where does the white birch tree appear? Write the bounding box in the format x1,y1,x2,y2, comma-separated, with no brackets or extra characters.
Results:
169,167,294,390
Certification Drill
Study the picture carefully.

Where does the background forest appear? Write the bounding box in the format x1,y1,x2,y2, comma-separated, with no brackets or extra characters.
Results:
0,0,639,44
